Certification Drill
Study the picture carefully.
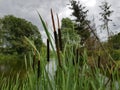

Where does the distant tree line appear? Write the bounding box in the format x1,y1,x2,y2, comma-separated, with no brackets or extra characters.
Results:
0,15,43,54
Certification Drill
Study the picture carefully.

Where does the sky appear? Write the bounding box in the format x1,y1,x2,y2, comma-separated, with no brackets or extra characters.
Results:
0,0,120,42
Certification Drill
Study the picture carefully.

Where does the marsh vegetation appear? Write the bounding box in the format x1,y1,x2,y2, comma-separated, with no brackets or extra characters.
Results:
0,0,120,90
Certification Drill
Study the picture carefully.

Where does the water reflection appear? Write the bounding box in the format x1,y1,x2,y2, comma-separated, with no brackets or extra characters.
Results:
45,59,57,79
0,60,26,78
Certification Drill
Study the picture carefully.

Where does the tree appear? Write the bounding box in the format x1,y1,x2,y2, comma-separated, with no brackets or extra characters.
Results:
61,18,74,29
69,0,90,45
61,18,80,48
1,15,43,54
99,1,113,38
108,33,120,49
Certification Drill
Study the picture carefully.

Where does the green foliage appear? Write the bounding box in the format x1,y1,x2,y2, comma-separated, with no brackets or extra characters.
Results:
108,32,120,61
1,15,43,54
0,53,20,62
61,18,74,29
109,33,120,49
110,50,120,61
61,18,81,48
0,53,26,76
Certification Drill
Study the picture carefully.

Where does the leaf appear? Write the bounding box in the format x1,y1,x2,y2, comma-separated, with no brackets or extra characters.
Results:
37,12,55,52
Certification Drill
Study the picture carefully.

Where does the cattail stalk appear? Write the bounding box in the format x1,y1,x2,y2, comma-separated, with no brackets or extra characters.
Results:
51,9,62,68
47,39,50,62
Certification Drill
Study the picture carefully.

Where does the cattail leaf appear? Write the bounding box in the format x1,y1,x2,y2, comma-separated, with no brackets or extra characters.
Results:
37,12,55,52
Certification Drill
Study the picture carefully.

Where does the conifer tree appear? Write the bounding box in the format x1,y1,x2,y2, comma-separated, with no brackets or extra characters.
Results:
69,0,90,45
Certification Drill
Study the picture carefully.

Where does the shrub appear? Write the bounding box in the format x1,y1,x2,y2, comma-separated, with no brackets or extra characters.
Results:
110,50,120,61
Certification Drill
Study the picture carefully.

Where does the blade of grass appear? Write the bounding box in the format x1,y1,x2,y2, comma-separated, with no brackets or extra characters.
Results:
37,12,55,52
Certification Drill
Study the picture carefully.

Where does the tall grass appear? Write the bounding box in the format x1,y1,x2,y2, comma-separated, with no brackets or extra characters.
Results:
0,10,120,90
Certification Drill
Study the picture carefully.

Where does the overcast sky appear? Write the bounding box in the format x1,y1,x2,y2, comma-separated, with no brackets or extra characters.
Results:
0,0,120,42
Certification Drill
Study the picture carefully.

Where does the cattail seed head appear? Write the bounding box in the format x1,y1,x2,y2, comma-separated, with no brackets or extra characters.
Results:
37,60,40,78
47,39,50,62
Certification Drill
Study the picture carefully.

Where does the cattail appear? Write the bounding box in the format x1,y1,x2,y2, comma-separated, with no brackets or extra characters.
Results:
47,39,50,62
51,9,58,48
54,30,62,68
98,55,100,68
54,31,59,51
57,14,62,52
37,60,40,78
51,9,56,32
51,9,62,68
